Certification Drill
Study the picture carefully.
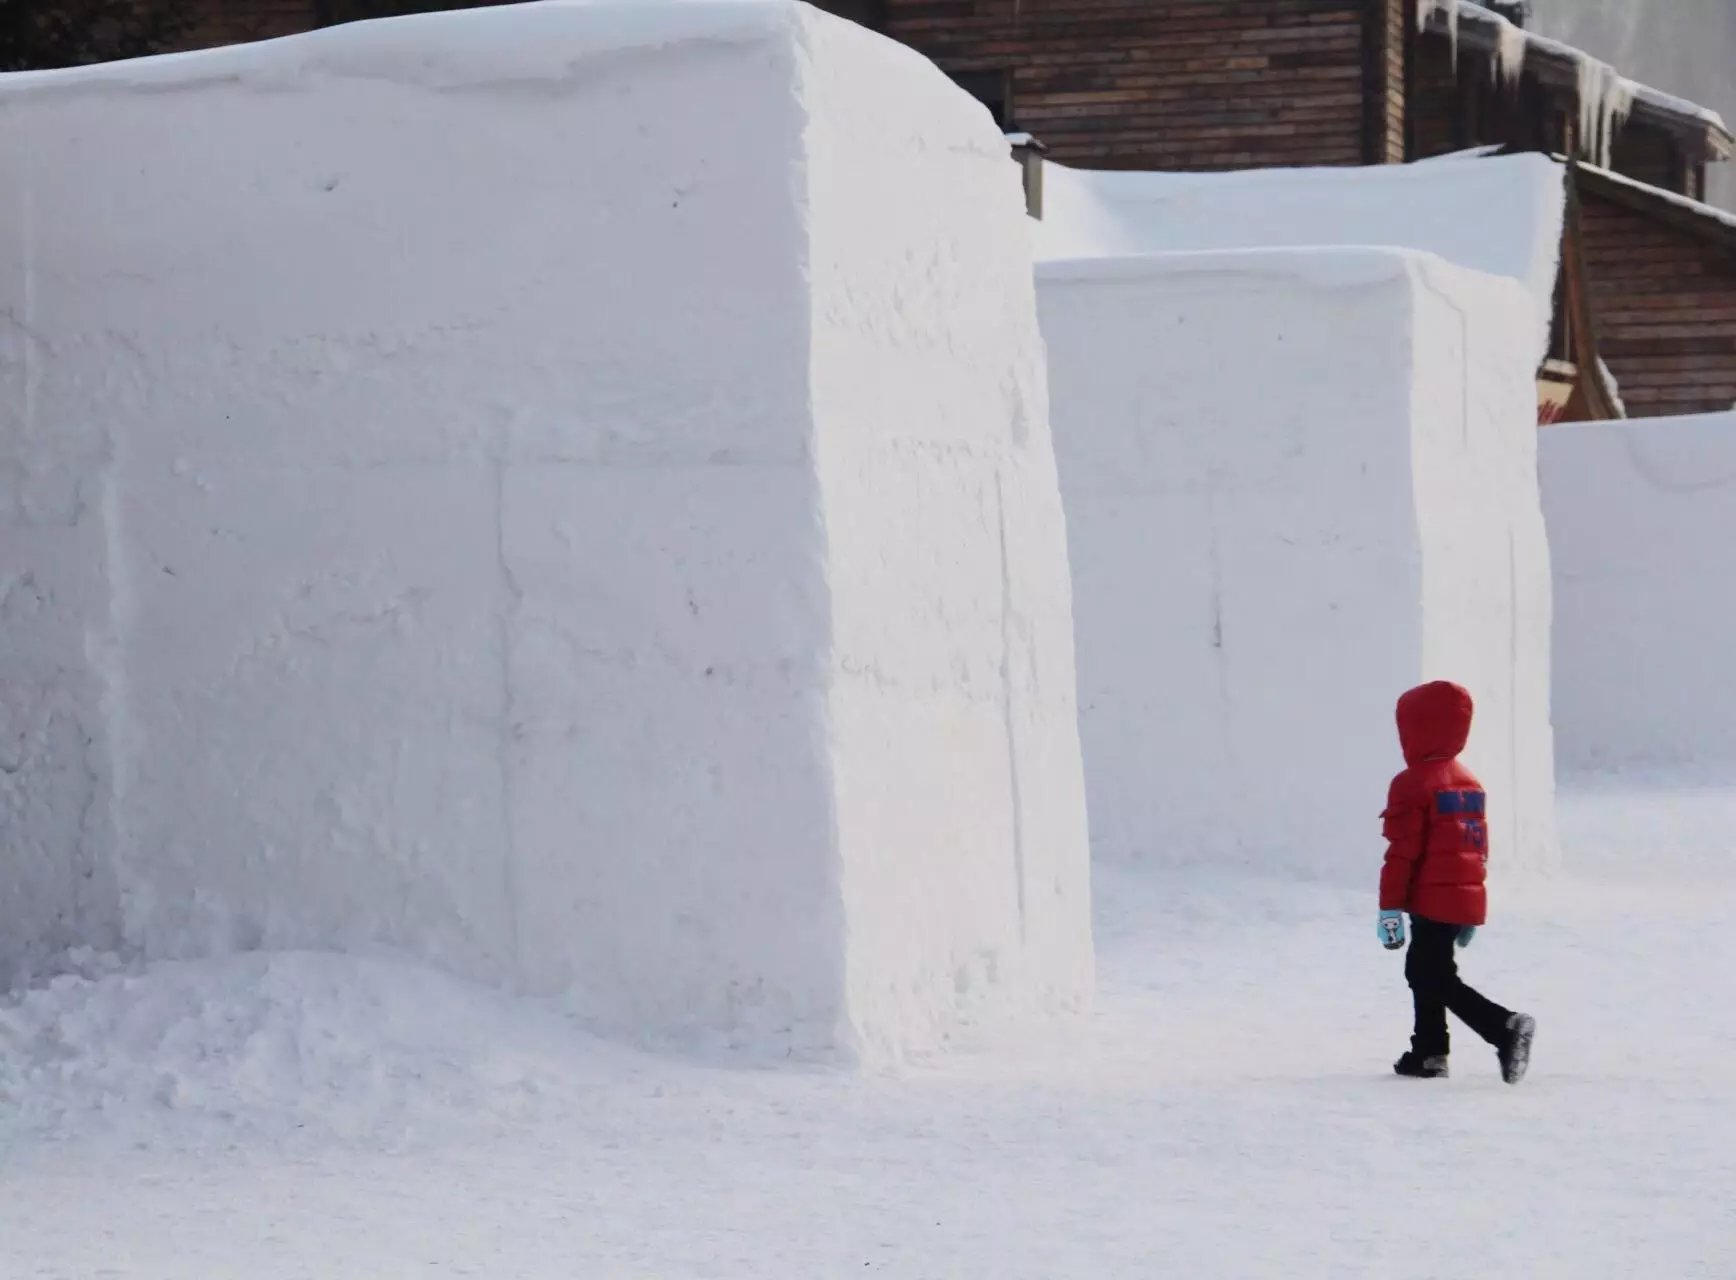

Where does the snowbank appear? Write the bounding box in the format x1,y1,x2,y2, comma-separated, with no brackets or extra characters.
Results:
1039,248,1558,881
1034,153,1568,343
1542,412,1736,775
0,0,1090,1058
0,949,632,1139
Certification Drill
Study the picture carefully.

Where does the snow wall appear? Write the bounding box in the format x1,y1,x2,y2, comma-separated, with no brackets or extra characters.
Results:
1036,153,1568,349
1039,248,1559,881
0,0,1093,1060
1542,412,1736,776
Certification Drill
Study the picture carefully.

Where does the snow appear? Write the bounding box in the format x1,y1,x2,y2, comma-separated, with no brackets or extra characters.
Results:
0,0,1090,1058
1420,1,1736,170
0,948,634,1139
1497,19,1639,169
1420,0,1528,83
4,5,1734,1274
1035,153,1568,347
1596,355,1629,417
1581,160,1736,236
796,11,1093,1052
1531,0,1736,209
1493,14,1529,84
1542,412,1736,785
4,851,1735,1276
0,0,787,93
1038,248,1558,880
1418,0,1463,61
1628,83,1733,135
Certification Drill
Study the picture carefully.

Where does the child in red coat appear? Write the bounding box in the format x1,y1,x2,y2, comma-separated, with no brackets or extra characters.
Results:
1378,681,1536,1083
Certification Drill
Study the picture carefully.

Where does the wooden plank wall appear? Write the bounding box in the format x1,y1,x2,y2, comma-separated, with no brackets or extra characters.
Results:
177,0,320,48
1363,0,1407,163
1408,28,1697,201
1407,36,1565,161
1407,36,1461,158
1580,188,1736,419
1610,131,1690,197
882,0,1376,170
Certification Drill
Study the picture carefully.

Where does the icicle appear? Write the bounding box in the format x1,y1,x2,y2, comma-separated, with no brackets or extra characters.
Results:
1417,0,1453,32
1493,16,1527,88
1599,359,1628,419
1418,0,1461,67
1577,56,1635,169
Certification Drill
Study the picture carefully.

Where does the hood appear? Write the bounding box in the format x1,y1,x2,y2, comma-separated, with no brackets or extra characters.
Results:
1396,681,1473,765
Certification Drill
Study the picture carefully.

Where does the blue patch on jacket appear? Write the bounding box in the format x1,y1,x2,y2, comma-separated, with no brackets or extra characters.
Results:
1436,789,1485,816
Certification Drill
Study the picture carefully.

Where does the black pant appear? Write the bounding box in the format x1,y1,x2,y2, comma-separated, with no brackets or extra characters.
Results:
1405,916,1513,1057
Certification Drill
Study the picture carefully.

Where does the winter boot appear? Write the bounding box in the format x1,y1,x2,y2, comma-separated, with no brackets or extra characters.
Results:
1498,1013,1536,1085
1393,1051,1449,1079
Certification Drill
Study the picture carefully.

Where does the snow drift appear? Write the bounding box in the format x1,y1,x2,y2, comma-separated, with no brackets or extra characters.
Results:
1543,411,1736,775
1039,247,1559,880
0,948,630,1139
0,0,1091,1059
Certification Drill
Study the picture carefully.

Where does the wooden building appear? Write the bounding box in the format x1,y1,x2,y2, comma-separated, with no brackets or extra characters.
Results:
44,0,1736,422
848,0,1733,424
1573,166,1736,421
139,3,1730,181
1401,6,1736,421
878,0,1397,170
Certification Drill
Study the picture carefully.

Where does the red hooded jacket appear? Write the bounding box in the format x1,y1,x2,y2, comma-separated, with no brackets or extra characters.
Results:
1378,681,1488,927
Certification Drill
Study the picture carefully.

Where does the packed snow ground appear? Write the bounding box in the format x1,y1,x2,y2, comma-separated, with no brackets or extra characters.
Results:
3,787,1732,1279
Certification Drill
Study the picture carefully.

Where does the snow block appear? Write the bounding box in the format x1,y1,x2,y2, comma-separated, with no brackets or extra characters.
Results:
0,0,1092,1056
1542,411,1736,774
1039,248,1558,881
1035,152,1570,350
0,396,124,984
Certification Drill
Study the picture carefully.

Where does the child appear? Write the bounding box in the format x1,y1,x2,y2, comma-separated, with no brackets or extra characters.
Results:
1377,681,1536,1083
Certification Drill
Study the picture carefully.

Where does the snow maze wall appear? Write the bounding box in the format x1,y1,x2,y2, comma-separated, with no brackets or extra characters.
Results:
1543,412,1736,776
1039,249,1560,881
0,1,1093,1059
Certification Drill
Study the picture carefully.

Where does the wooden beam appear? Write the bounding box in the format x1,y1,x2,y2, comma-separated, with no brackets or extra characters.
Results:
1361,0,1405,163
1561,163,1624,421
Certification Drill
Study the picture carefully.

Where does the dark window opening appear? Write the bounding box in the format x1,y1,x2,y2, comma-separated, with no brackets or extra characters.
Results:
948,70,1011,130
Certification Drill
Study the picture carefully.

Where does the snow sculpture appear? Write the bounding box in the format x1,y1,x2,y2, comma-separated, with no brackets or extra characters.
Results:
1543,411,1736,775
0,0,1093,1058
1040,248,1559,880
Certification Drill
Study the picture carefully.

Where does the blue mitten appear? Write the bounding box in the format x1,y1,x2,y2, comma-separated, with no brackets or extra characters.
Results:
1378,910,1406,951
1456,925,1477,949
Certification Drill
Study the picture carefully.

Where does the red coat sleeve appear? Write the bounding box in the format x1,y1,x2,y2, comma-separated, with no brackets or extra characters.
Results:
1379,773,1428,911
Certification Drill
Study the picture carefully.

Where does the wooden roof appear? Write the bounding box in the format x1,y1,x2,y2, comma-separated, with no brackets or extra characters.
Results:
1427,5,1735,162
1573,163,1736,254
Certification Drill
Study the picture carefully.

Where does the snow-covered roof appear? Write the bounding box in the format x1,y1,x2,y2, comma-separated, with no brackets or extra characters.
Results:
1034,151,1567,338
1420,1,1734,167
1576,162,1736,244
